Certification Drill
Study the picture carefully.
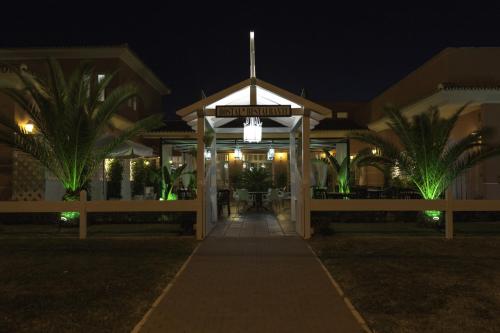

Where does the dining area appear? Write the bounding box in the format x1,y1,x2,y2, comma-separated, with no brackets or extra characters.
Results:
213,188,294,237
217,188,289,215
312,186,422,200
236,188,289,213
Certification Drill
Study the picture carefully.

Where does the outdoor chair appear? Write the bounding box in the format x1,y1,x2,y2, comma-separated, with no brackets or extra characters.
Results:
398,189,422,199
217,189,231,216
350,186,368,199
313,188,327,199
264,188,281,212
234,189,251,213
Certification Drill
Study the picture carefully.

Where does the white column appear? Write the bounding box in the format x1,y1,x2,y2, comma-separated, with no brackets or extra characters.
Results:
302,112,311,239
209,126,218,225
289,131,296,222
196,112,205,240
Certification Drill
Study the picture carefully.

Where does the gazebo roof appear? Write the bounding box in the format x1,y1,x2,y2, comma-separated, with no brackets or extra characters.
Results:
176,78,332,131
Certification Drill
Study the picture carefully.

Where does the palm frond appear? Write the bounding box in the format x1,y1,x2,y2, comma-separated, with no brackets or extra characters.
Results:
0,58,163,196
350,104,500,199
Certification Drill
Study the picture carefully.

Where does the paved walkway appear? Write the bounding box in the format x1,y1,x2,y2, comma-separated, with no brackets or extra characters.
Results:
210,212,296,237
138,236,364,332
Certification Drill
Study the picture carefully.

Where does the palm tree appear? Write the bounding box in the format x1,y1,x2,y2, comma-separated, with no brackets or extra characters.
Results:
0,59,163,204
322,151,350,194
351,105,500,221
239,167,272,192
323,147,382,194
161,164,189,200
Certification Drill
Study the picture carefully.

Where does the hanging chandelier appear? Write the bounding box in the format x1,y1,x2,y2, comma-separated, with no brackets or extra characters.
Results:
204,148,212,160
243,117,262,143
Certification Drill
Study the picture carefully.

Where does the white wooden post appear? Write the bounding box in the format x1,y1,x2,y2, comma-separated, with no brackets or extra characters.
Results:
79,190,87,240
445,187,453,240
289,131,296,222
302,111,311,239
210,129,217,223
196,111,205,240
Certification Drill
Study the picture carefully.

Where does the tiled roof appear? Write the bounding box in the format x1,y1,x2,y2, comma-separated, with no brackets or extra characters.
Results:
152,120,194,132
314,101,369,130
313,117,367,131
437,82,500,91
0,45,170,95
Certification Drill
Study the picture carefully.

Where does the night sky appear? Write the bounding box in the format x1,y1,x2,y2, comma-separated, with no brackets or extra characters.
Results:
2,2,500,118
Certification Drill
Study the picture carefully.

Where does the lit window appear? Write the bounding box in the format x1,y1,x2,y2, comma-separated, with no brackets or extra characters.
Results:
97,74,106,101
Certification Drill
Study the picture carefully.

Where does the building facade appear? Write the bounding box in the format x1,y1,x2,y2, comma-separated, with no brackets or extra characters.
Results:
0,45,170,200
350,47,500,199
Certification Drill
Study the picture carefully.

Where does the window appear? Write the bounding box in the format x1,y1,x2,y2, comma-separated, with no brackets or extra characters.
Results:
97,74,106,101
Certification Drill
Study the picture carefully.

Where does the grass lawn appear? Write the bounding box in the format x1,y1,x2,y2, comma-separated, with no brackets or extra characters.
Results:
310,236,500,333
0,237,197,332
329,222,442,236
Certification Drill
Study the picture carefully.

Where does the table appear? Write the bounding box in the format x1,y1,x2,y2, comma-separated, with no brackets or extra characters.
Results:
248,191,268,211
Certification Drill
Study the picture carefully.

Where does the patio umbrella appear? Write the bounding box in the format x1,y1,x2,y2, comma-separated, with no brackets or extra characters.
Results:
96,134,155,199
96,133,154,158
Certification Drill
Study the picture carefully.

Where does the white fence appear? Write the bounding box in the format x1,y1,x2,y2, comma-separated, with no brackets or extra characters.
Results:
3,191,500,240
311,192,500,239
0,191,200,239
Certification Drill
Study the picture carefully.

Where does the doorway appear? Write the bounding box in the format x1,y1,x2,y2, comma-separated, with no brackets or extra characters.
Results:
211,138,294,237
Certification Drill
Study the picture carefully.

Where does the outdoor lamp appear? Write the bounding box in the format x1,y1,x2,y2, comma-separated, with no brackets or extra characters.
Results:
267,145,275,160
23,121,34,134
204,148,212,160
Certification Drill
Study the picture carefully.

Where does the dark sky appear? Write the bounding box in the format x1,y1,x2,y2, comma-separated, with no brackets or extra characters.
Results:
2,2,500,118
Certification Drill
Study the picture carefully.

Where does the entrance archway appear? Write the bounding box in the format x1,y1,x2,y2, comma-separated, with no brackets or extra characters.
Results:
175,32,332,239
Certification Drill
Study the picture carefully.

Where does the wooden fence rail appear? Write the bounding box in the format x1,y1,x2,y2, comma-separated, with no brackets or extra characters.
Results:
311,191,500,240
2,191,500,241
0,191,200,239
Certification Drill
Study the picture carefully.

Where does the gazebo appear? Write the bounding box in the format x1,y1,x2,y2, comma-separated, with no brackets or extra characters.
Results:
171,32,332,239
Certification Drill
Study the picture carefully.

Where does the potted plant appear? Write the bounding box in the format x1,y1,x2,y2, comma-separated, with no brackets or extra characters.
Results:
239,167,272,192
107,159,123,200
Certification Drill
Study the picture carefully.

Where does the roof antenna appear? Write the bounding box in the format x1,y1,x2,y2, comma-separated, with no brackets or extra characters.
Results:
250,31,256,79
201,89,207,99
300,88,307,98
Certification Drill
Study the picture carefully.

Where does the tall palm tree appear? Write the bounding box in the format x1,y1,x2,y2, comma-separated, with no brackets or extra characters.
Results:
351,105,500,221
0,59,163,203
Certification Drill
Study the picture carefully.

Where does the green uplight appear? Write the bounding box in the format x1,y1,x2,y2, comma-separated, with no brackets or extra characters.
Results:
60,211,80,222
424,210,441,222
167,193,178,201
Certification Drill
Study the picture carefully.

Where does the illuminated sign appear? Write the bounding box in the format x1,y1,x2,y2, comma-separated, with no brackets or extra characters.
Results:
216,105,292,118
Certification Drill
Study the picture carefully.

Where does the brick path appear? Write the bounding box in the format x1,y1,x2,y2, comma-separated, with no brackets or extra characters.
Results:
210,212,296,237
138,236,364,333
